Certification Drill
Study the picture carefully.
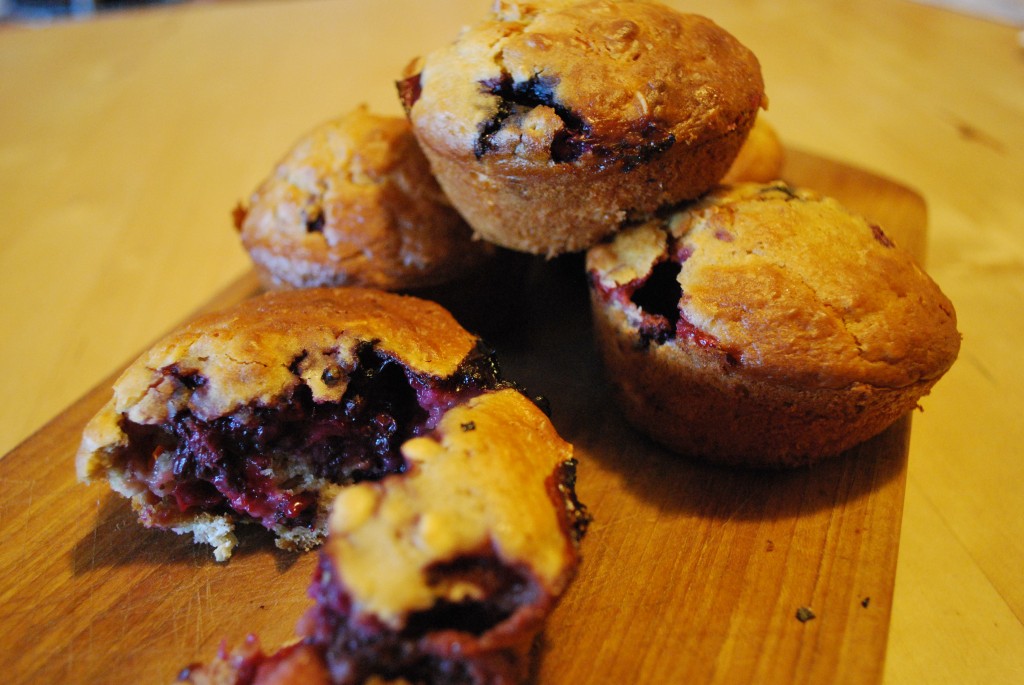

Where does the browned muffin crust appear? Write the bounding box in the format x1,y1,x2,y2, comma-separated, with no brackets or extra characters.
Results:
77,288,506,560
400,0,766,256
587,182,961,466
236,106,495,291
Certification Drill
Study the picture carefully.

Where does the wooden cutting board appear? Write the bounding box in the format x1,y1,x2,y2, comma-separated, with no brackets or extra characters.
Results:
0,150,926,684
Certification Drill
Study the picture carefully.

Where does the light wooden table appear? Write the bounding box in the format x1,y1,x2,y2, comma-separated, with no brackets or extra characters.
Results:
1,0,1021,682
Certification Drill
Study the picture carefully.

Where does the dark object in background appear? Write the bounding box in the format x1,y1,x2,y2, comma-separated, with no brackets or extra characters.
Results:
2,0,182,22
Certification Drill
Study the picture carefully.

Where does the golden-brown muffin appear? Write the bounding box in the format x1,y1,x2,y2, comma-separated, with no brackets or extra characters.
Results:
77,287,506,560
586,182,961,467
400,0,766,256
301,388,588,684
720,115,785,184
235,106,495,291
176,390,589,685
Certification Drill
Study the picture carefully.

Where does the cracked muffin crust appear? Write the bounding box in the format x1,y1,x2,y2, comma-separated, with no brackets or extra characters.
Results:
399,0,766,256
586,182,961,466
77,288,511,560
177,390,589,685
235,106,495,291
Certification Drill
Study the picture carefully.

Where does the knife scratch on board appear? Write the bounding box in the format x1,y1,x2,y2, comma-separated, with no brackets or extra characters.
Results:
192,586,204,649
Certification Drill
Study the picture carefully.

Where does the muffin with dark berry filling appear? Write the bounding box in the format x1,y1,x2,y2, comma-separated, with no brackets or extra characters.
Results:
398,0,766,256
77,287,514,560
176,390,589,685
234,105,495,292
299,387,588,685
586,182,961,467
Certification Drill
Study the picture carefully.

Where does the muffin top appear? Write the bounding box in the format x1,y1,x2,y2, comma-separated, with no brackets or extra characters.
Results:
325,387,581,629
401,0,765,173
77,288,481,480
587,183,961,390
236,106,493,290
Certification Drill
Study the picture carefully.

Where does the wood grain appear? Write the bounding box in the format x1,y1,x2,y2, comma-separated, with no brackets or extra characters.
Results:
0,152,925,684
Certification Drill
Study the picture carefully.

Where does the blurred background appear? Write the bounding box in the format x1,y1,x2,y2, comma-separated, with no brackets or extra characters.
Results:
2,0,1023,24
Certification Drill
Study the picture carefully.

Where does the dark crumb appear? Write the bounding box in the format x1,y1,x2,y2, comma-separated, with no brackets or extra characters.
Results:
306,209,326,234
232,202,248,231
796,606,816,623
870,224,895,248
397,72,423,113
460,421,476,432
765,539,775,552
954,119,1005,152
861,597,870,608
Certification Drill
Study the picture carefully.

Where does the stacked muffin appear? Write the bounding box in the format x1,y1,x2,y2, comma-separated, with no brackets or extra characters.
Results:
390,0,955,468
399,0,766,255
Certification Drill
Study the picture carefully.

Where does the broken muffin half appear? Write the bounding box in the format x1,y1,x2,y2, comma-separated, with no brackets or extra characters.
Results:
77,288,511,560
177,389,589,684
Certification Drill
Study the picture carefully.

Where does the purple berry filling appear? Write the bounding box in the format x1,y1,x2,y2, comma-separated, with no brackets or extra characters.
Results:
116,343,505,532
297,460,587,685
303,553,533,685
474,72,674,170
476,73,590,163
